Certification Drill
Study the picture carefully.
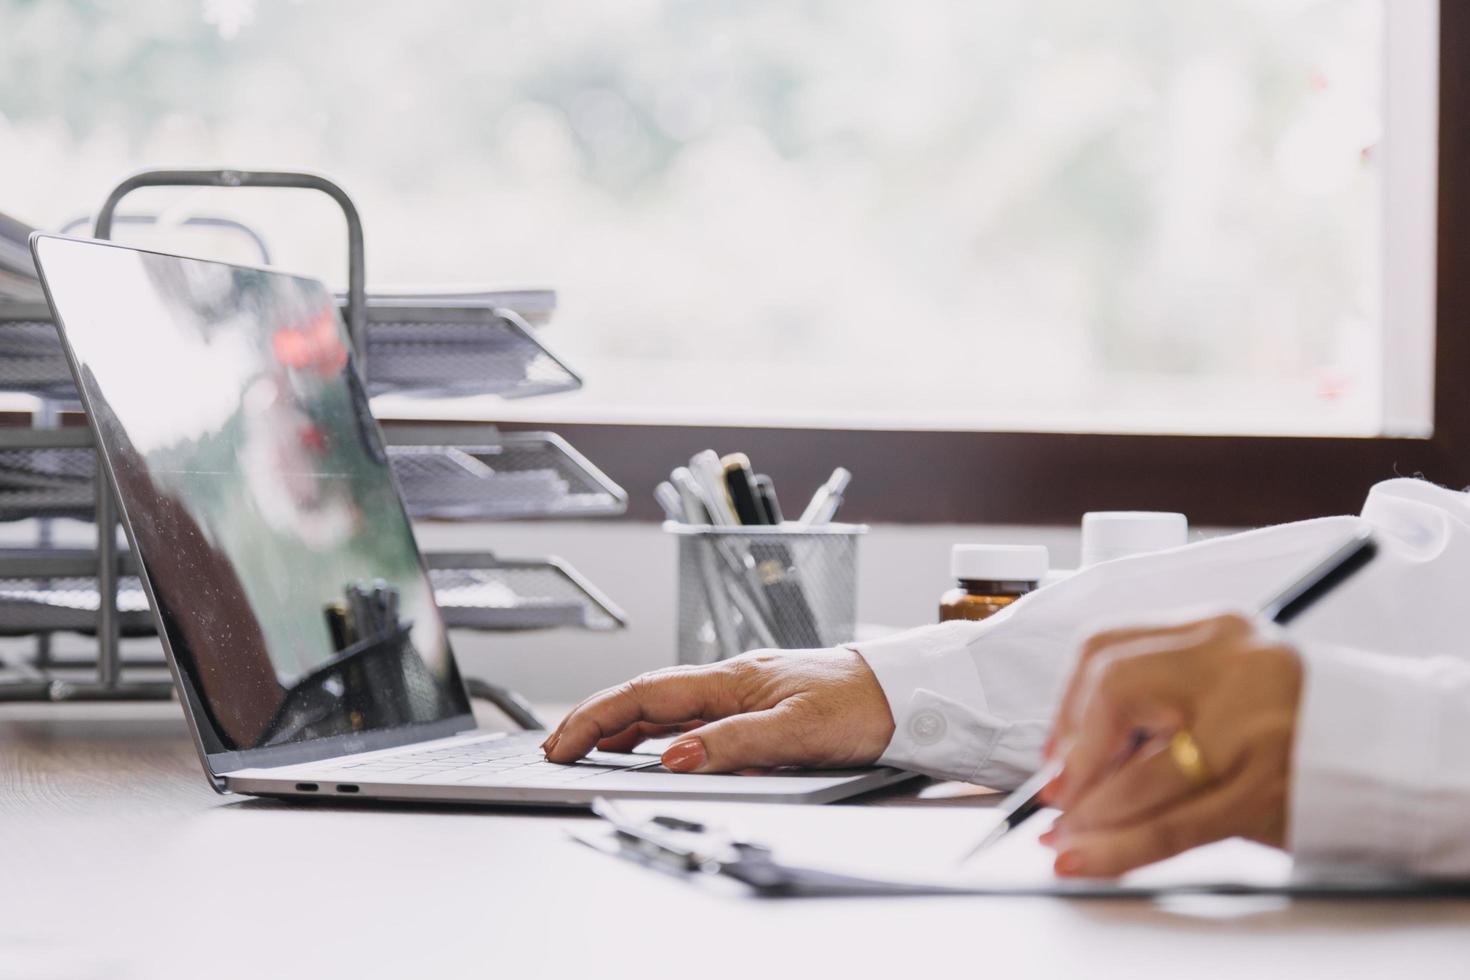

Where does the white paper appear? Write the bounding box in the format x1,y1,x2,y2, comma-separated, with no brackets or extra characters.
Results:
607,799,1299,894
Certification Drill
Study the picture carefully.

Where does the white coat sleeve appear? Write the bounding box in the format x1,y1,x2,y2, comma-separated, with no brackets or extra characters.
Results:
1290,645,1470,876
854,478,1470,791
851,513,1365,787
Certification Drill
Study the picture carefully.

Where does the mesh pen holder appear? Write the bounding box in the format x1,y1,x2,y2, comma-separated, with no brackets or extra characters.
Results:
669,523,866,665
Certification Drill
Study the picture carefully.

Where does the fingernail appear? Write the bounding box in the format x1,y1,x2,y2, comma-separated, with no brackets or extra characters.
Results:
1055,850,1086,876
662,737,707,772
1038,829,1057,847
1039,776,1061,805
543,732,560,756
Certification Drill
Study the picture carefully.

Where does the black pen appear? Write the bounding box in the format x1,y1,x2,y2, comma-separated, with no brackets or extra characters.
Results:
752,474,784,524
960,527,1378,863
722,452,823,647
721,453,767,526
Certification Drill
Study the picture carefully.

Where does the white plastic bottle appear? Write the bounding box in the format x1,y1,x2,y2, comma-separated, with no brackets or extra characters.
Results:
1080,511,1189,567
1041,511,1189,587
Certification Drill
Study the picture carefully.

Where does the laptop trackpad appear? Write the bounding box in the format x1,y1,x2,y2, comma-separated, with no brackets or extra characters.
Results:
629,765,874,779
582,768,873,794
584,750,662,768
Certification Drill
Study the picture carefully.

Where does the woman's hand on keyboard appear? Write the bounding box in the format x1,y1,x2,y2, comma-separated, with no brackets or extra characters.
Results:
541,649,896,774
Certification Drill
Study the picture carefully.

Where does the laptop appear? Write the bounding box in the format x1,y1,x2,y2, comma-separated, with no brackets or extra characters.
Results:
30,234,914,806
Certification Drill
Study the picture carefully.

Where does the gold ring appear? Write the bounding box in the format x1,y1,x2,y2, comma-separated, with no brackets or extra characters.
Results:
1168,729,1213,789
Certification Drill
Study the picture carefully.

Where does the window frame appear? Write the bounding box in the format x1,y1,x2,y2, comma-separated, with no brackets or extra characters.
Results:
385,2,1470,527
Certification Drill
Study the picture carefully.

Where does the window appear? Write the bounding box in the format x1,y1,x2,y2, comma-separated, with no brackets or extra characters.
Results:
0,0,1440,438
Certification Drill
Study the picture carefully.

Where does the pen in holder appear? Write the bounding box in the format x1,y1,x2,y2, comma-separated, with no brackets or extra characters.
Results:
668,522,866,664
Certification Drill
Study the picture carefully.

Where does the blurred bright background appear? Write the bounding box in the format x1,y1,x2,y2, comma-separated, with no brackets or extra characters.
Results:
0,0,1439,435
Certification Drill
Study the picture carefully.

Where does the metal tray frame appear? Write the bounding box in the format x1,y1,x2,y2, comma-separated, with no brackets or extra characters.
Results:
0,169,623,715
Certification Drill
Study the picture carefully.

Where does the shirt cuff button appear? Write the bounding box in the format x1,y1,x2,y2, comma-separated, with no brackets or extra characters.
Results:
908,709,947,746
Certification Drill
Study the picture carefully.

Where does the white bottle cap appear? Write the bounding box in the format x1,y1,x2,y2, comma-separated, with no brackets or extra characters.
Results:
951,544,1049,583
1080,512,1188,567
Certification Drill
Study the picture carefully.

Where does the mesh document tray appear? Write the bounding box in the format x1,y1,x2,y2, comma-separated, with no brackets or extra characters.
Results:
0,579,155,637
0,296,580,401
0,549,625,636
341,287,555,328
0,305,78,401
425,552,626,631
0,428,96,520
361,302,580,400
0,550,155,636
0,430,625,523
386,429,627,520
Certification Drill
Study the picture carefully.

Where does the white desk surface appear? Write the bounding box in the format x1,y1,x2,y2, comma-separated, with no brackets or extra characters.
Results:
4,701,1469,980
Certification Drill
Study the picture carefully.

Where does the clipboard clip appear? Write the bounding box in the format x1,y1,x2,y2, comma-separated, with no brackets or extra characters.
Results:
572,798,794,890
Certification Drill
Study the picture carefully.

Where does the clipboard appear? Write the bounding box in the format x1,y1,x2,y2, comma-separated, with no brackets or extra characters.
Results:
572,798,1470,900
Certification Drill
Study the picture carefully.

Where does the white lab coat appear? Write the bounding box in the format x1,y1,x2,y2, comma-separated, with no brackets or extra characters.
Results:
853,478,1470,875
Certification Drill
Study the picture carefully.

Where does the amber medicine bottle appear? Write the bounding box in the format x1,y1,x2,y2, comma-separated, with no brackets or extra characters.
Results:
939,544,1048,623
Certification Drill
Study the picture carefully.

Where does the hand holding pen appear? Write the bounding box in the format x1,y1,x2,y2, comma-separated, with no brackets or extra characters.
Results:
1034,612,1306,877
964,529,1377,874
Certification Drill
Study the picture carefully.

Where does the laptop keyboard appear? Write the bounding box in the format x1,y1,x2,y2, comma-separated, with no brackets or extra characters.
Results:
322,732,655,786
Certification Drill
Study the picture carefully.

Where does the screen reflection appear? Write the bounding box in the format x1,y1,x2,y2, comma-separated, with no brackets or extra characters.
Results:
40,238,470,752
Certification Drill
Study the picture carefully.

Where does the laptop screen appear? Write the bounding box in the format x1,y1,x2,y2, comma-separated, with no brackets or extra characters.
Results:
34,235,473,766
